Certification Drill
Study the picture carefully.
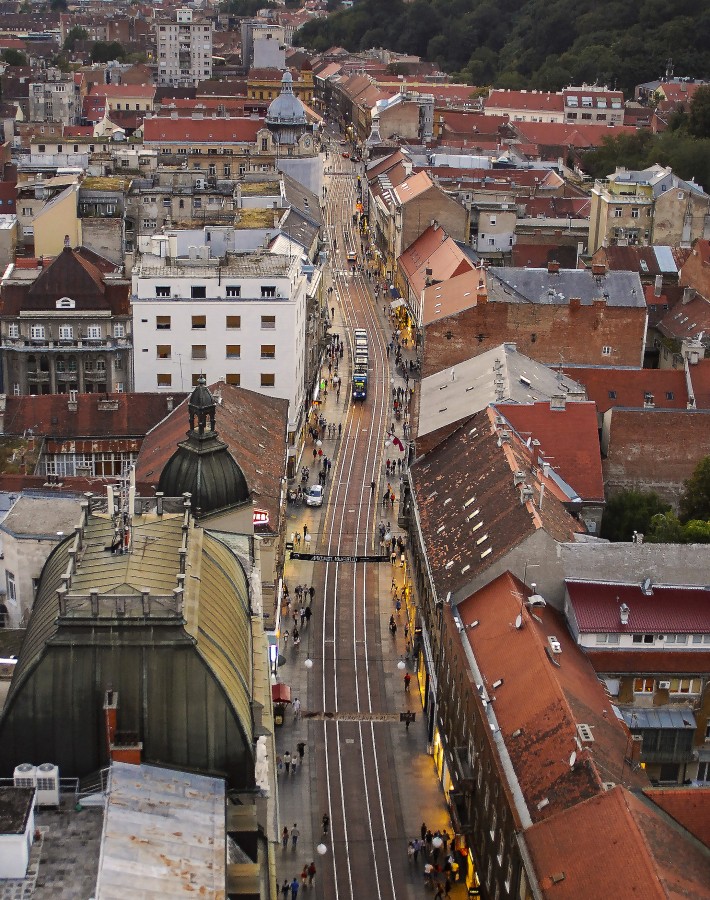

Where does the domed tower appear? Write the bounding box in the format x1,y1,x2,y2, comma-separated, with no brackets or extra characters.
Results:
158,377,250,516
266,70,308,147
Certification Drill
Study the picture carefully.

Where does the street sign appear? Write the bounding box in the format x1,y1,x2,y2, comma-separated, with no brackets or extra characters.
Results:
289,552,388,562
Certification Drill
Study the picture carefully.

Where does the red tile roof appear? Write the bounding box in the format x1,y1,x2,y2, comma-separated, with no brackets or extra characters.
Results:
486,90,564,112
135,382,289,531
658,291,710,342
457,574,646,825
495,401,604,502
689,358,710,409
643,788,710,849
89,83,156,99
142,116,264,144
525,786,710,899
586,648,710,675
512,121,636,149
397,224,473,298
566,580,710,634
561,366,690,413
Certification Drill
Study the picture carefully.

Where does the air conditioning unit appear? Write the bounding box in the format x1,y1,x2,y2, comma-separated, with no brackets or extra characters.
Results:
35,763,60,806
658,681,671,690
13,763,36,788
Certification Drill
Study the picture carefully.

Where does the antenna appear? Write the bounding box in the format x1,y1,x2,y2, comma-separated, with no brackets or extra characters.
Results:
515,613,523,629
569,750,577,768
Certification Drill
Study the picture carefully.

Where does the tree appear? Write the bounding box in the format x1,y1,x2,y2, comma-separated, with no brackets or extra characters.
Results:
679,455,710,522
50,0,68,9
1,49,27,66
600,489,671,542
64,26,89,52
90,41,125,64
688,85,710,138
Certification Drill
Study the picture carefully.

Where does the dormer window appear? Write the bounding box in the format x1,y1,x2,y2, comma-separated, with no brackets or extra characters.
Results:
56,296,75,309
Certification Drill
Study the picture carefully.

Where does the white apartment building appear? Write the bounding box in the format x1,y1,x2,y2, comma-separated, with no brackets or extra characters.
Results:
132,230,310,457
156,8,213,88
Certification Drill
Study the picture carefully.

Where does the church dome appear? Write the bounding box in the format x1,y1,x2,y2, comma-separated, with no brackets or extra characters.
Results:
266,71,307,127
158,378,250,516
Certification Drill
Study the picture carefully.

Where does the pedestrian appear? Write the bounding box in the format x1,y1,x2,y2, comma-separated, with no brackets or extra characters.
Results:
282,826,289,849
281,879,290,898
300,607,306,627
370,480,375,495
390,491,395,509
434,885,444,900
291,824,300,849
322,813,330,835
293,697,301,720
290,876,299,899
407,841,415,863
283,629,290,647
396,598,402,614
413,839,421,862
303,524,309,540
424,862,434,886
308,861,316,887
390,548,397,566
283,751,292,775
305,605,312,624
404,672,411,691
444,876,452,896
338,422,342,436
389,615,397,636
309,585,315,603
425,829,433,855
301,866,308,888
421,822,428,842
293,626,300,646
296,741,305,765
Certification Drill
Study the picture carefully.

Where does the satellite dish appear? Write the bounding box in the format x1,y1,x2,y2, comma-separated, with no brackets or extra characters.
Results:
515,613,523,629
569,751,577,768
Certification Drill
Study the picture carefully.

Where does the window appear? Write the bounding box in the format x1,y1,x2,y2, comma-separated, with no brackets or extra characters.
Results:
192,315,206,329
226,345,240,358
157,373,172,387
6,572,16,605
223,164,231,177
602,346,612,356
261,315,276,329
608,390,617,399
631,208,640,219
226,315,241,328
261,373,275,387
595,633,620,644
192,345,207,359
633,678,654,693
113,324,125,338
59,325,74,340
261,344,275,359
665,634,688,645
633,633,655,644
666,391,674,400
191,286,207,299
7,324,19,338
669,678,700,694
489,216,497,226
226,286,241,298
613,208,623,218
581,112,592,120
86,325,102,340
261,286,277,298
226,373,240,385
194,198,202,209
156,345,171,359
30,325,45,340
156,315,171,330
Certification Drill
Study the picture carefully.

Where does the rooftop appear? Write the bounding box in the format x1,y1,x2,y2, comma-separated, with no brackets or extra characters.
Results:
95,762,225,899
561,366,690,413
0,495,82,540
487,267,647,308
566,580,710,634
0,787,34,835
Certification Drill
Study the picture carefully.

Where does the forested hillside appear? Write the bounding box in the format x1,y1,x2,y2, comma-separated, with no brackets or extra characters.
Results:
295,0,710,94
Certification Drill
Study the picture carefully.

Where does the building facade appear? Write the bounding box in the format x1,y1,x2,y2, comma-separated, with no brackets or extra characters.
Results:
0,245,132,396
156,7,213,88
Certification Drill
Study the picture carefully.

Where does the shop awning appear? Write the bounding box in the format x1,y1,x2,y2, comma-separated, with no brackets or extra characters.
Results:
390,298,405,310
272,683,291,704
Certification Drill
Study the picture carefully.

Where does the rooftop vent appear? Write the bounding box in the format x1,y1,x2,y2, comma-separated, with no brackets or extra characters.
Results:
513,470,526,486
641,577,653,596
548,635,562,654
619,602,630,625
576,723,594,743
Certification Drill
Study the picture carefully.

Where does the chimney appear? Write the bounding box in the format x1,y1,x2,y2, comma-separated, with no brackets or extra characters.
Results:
166,395,174,412
569,297,581,310
547,260,560,274
593,297,607,309
619,602,630,625
654,274,662,297
550,394,566,410
682,286,696,305
591,262,606,276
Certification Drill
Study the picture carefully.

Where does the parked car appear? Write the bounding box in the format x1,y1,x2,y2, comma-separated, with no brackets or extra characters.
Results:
306,484,324,507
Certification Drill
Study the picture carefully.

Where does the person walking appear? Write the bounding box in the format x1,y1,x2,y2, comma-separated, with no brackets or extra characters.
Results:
413,839,421,863
283,751,292,775
281,879,290,898
444,876,452,897
305,605,312,625
322,813,330,835
290,876,300,898
283,629,289,648
300,866,308,888
309,585,315,603
307,861,316,887
421,822,428,842
282,826,289,849
293,697,302,720
303,524,309,541
404,672,411,691
291,824,300,849
370,479,375,495
296,741,305,766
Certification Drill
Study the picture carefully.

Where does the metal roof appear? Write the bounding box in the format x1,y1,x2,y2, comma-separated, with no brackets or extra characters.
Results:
95,762,225,900
622,708,696,730
488,267,647,308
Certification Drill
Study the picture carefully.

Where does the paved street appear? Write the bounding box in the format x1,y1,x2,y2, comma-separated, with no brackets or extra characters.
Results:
273,154,467,900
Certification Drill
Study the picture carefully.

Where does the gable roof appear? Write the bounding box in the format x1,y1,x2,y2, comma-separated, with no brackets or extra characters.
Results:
392,170,433,206
398,224,473,298
643,788,710,850
409,407,581,602
485,89,564,113
657,291,710,343
416,345,586,446
561,366,690,413
495,401,604,502
456,574,645,825
142,116,264,144
566,580,710,634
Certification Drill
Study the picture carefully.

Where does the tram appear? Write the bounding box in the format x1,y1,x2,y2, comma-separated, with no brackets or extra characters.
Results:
352,329,368,401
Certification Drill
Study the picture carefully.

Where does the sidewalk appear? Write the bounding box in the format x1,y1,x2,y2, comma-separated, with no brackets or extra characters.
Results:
274,237,467,898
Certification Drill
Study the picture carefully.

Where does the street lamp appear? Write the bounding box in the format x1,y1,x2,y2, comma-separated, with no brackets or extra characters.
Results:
304,657,314,669
397,658,406,671
316,842,327,855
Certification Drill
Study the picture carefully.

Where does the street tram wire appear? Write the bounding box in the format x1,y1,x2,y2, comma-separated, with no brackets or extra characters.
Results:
313,164,400,900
